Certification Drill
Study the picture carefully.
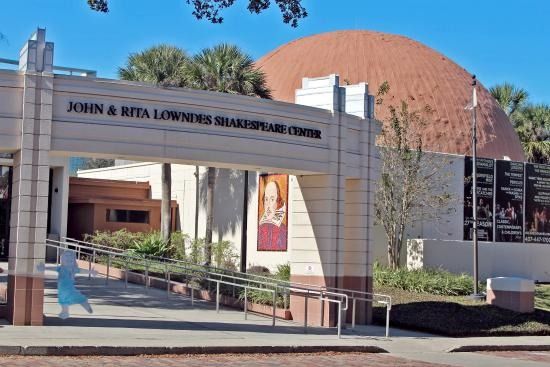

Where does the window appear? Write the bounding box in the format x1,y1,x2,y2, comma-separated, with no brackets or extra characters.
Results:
106,209,149,224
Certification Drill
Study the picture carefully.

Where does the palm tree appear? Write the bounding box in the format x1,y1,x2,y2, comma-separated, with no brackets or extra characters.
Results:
185,44,271,265
489,82,529,118
119,45,190,244
514,104,550,163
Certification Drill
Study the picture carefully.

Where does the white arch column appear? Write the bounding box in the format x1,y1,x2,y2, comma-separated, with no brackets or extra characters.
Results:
290,75,380,326
7,29,53,325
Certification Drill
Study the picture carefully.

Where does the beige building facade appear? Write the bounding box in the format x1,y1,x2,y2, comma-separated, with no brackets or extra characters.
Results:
0,29,380,326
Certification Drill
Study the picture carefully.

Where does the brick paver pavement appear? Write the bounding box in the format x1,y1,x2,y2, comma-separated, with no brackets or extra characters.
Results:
478,351,550,364
0,353,455,367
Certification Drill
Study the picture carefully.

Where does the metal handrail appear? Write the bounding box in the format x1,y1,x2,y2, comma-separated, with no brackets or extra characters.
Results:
63,237,328,292
325,286,392,337
61,237,391,337
47,239,348,338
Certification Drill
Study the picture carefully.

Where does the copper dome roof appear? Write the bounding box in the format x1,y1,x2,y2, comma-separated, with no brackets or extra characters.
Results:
256,30,525,161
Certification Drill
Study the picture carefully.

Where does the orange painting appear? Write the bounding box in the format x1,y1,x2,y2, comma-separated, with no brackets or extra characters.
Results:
257,174,288,251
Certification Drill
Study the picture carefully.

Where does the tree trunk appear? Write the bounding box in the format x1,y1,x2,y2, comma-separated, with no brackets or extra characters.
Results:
387,243,394,270
161,163,172,244
240,170,249,273
205,167,216,265
194,166,200,242
395,216,407,268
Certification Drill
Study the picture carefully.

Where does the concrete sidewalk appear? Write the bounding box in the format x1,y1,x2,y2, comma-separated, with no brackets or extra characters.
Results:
0,270,549,365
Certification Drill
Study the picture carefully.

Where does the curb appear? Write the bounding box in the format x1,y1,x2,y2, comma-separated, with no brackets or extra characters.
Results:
0,345,389,356
449,345,550,353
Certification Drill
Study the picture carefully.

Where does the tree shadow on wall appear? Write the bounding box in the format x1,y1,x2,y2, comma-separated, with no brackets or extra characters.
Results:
199,169,258,241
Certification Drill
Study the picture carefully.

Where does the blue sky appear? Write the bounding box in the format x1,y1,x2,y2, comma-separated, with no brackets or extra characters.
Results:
1,0,548,103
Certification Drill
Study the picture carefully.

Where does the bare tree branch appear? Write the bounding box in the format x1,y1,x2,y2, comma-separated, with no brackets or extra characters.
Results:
375,84,457,269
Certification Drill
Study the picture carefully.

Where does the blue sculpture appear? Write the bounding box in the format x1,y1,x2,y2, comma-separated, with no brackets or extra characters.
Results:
56,251,93,319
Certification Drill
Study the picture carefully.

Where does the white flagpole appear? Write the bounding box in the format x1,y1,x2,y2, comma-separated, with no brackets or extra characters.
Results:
471,75,481,298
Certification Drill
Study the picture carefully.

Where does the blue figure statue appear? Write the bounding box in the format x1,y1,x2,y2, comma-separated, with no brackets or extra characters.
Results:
56,250,94,319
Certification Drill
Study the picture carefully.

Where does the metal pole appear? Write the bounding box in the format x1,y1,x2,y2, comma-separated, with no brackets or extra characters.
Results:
106,254,110,285
167,271,171,297
386,306,391,338
337,301,342,339
124,259,128,288
88,252,92,280
284,289,288,310
145,262,149,292
319,291,324,327
304,291,308,332
352,298,357,329
272,288,276,327
216,281,220,313
244,288,248,320
471,75,480,298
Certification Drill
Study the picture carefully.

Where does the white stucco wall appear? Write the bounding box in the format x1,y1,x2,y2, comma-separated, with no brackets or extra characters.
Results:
78,164,294,271
79,148,469,271
407,239,550,282
371,152,465,265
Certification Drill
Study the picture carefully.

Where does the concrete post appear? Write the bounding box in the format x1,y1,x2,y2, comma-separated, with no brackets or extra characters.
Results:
7,28,53,325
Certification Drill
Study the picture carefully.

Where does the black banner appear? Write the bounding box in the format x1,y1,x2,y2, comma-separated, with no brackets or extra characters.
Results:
464,156,494,241
495,161,524,242
524,163,550,243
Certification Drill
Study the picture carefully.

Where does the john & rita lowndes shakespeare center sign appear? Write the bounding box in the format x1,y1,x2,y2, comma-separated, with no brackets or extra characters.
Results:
66,101,323,139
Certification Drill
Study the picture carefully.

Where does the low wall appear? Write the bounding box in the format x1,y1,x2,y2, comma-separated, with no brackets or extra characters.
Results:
76,260,292,320
407,239,550,282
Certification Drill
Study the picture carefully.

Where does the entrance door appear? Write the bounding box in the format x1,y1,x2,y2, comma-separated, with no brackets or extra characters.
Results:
0,166,12,260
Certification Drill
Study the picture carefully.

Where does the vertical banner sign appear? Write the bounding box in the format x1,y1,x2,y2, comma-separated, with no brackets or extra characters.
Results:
495,160,524,242
524,163,550,243
463,156,494,241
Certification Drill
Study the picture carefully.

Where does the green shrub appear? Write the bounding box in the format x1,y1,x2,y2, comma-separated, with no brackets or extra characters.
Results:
171,231,190,260
247,265,270,276
180,237,239,271
84,230,192,259
129,234,172,258
275,263,290,281
188,238,204,264
238,263,291,308
84,229,147,250
373,263,484,296
212,240,239,271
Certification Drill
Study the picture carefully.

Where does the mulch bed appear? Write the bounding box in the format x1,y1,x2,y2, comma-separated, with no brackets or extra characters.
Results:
373,286,550,337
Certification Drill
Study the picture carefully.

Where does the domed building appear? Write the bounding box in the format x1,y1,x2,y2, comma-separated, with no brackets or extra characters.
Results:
256,30,525,161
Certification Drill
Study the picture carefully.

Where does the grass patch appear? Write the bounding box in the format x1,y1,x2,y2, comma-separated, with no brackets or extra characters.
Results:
373,285,550,337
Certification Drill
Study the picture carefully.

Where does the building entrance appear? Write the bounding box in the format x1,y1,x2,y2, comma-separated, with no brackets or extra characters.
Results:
0,29,379,326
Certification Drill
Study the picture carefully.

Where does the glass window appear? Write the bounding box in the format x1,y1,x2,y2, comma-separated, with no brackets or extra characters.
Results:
106,209,149,224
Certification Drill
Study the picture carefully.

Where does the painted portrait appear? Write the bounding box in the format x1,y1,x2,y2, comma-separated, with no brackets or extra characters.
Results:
257,174,288,251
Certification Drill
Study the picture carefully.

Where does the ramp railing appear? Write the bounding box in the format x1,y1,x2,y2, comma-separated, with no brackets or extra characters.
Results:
46,239,349,338
57,237,392,337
